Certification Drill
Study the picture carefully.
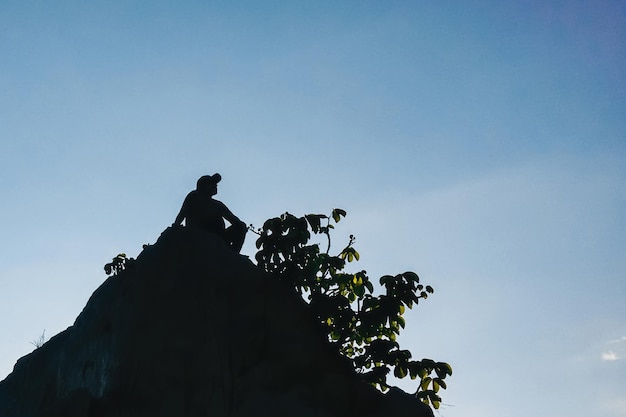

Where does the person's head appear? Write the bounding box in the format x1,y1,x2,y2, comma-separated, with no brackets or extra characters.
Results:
197,173,221,196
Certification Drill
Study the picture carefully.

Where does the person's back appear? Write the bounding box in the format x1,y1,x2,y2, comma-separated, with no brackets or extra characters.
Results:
181,190,227,235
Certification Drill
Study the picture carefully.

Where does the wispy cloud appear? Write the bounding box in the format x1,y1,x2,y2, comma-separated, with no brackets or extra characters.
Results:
602,336,626,361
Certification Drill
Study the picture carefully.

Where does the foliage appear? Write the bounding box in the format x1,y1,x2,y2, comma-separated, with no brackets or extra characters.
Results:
252,209,452,409
104,244,150,276
104,253,134,276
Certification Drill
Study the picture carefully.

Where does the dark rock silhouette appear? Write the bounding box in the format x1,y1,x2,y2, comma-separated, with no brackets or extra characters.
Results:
174,174,247,253
0,227,433,417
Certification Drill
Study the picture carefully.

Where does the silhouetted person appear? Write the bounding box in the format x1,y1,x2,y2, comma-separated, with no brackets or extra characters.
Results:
174,174,247,253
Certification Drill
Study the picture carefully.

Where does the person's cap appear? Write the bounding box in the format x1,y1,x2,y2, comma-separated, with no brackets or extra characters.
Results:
197,173,221,189
206,173,221,184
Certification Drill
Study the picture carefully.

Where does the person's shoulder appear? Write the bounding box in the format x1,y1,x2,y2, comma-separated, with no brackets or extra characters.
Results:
183,190,199,202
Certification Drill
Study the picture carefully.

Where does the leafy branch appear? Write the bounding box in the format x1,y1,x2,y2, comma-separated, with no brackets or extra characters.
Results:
253,209,452,409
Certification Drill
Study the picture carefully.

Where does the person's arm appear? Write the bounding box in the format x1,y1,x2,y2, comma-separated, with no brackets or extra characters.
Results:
173,193,191,226
219,201,246,227
173,209,185,226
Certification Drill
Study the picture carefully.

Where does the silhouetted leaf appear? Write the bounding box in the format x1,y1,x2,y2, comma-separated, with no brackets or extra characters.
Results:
332,208,347,222
379,275,393,285
394,365,407,378
403,271,419,282
434,378,447,390
305,214,326,233
354,285,365,297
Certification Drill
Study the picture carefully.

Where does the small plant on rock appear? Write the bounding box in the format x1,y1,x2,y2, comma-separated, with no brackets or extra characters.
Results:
30,330,46,349
104,253,134,276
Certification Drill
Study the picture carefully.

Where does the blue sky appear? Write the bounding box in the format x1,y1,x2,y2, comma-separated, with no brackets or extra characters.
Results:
1,1,625,416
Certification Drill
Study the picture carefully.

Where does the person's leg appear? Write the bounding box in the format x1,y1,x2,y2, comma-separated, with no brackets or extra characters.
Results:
224,223,247,253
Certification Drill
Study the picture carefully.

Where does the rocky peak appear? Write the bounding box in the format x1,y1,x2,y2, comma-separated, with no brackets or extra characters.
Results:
0,226,433,417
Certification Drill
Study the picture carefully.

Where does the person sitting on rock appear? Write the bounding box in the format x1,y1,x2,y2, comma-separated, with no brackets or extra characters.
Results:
173,173,247,253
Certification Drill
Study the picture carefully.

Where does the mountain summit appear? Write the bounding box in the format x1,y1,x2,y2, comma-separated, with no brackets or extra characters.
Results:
0,226,433,417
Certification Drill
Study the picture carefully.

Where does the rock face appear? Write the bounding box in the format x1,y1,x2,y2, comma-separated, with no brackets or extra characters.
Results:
0,227,433,417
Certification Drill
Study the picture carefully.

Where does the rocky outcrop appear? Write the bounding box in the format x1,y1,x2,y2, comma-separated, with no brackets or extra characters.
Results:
0,226,433,417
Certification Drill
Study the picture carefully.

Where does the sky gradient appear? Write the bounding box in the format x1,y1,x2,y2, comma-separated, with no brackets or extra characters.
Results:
1,2,625,416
